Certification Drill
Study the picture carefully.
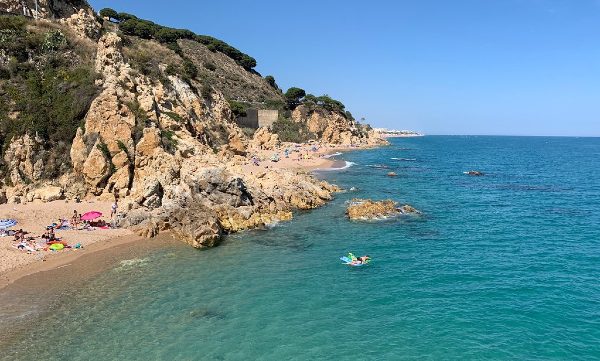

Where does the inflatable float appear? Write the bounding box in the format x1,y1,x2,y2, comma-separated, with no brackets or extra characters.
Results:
340,253,371,267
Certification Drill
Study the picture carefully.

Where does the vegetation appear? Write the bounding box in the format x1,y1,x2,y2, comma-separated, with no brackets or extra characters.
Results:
284,87,306,109
164,111,184,123
228,100,247,117
99,8,119,21
271,119,313,143
96,141,116,174
161,130,178,154
303,93,347,114
99,8,257,70
265,75,278,89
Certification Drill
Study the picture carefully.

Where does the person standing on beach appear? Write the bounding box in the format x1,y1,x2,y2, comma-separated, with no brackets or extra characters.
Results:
111,200,118,219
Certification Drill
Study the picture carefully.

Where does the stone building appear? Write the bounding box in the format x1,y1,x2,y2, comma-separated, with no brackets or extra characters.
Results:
236,109,278,129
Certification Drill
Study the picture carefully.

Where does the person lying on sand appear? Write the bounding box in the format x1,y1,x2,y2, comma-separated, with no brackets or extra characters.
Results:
13,229,27,242
42,227,56,241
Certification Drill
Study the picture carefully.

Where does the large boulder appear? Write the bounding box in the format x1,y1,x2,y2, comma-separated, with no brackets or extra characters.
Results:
33,186,64,202
169,205,223,248
252,127,279,150
82,139,110,189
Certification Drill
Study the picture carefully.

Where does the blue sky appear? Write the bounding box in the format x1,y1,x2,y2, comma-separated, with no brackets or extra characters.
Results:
88,0,600,136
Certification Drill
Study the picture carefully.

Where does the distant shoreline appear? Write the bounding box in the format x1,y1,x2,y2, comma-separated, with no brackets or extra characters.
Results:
380,133,424,138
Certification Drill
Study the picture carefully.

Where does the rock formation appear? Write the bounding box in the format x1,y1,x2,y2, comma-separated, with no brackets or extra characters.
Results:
0,7,387,249
346,199,421,220
292,105,387,146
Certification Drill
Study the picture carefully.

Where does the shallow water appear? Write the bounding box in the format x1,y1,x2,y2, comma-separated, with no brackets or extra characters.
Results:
2,136,600,360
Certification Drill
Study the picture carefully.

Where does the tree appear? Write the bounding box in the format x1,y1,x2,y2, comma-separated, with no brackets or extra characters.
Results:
265,75,278,89
99,8,118,21
285,87,306,108
154,28,180,44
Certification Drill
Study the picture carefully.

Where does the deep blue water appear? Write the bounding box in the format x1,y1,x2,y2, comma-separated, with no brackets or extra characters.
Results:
3,136,600,360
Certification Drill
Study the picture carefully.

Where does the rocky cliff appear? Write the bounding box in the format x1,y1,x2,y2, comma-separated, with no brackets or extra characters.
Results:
0,2,385,247
292,104,386,146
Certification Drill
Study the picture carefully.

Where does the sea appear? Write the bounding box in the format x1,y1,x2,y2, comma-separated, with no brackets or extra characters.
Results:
1,136,600,360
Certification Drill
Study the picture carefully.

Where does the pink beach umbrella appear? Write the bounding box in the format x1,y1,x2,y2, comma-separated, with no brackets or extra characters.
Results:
81,211,102,221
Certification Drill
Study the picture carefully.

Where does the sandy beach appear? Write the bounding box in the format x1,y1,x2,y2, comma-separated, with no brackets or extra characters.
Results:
0,200,135,288
243,141,371,173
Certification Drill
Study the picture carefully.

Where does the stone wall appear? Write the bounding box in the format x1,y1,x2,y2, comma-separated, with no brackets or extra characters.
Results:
258,109,278,128
235,109,278,129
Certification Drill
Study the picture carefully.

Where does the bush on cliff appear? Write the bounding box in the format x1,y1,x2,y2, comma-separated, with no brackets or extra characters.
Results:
0,16,99,154
106,10,257,71
271,119,313,143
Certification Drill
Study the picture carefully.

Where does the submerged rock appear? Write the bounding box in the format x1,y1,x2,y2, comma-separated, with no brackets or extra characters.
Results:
346,199,421,220
466,170,484,176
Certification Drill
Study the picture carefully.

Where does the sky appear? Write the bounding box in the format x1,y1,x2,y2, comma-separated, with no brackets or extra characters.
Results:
88,0,600,136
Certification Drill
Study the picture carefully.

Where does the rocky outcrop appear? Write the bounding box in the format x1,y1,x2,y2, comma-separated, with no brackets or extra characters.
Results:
252,127,280,150
346,199,421,220
0,16,383,249
292,105,387,146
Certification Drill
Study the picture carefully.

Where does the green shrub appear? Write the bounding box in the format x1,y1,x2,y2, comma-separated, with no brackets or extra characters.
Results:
182,59,197,81
204,61,216,71
0,15,27,32
228,100,247,117
201,83,213,100
265,75,278,89
42,30,67,53
164,111,184,122
2,65,99,145
161,130,178,153
271,119,312,143
164,63,178,76
96,141,116,173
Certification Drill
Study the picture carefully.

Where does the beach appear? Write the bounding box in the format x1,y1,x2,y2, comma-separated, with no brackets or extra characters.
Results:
0,144,364,290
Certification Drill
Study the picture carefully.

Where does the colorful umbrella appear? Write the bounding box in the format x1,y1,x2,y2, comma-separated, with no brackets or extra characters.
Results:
81,211,102,221
0,219,17,230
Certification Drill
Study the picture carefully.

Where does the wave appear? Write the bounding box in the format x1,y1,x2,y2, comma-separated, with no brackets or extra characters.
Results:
391,158,416,161
323,152,343,159
317,161,356,171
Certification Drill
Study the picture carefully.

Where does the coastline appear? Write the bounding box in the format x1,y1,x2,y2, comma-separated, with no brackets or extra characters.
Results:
0,143,375,290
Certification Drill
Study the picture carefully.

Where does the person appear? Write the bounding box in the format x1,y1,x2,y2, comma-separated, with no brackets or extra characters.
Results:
43,227,56,242
356,255,371,264
14,229,24,242
71,210,79,229
111,200,118,218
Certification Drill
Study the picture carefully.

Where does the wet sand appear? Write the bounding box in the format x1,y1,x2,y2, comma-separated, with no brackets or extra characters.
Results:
0,233,182,349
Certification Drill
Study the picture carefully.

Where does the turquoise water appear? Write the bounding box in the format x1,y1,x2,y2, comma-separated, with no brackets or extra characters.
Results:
3,136,600,360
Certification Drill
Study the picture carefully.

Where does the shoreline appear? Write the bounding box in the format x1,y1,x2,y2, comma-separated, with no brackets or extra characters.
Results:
0,143,373,289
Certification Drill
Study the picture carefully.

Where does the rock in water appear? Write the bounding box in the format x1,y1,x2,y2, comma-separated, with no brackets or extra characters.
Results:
466,170,484,176
346,199,421,220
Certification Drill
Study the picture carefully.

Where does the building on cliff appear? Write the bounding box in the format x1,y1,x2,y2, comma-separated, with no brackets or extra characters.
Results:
235,109,279,129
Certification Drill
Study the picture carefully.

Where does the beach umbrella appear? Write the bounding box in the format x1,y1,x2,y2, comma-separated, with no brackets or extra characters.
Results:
0,219,17,230
81,211,102,221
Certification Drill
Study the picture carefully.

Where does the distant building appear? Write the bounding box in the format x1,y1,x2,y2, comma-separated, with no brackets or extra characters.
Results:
236,109,278,129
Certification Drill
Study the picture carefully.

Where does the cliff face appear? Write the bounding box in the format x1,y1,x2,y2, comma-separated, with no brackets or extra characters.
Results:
292,105,387,146
0,7,383,247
